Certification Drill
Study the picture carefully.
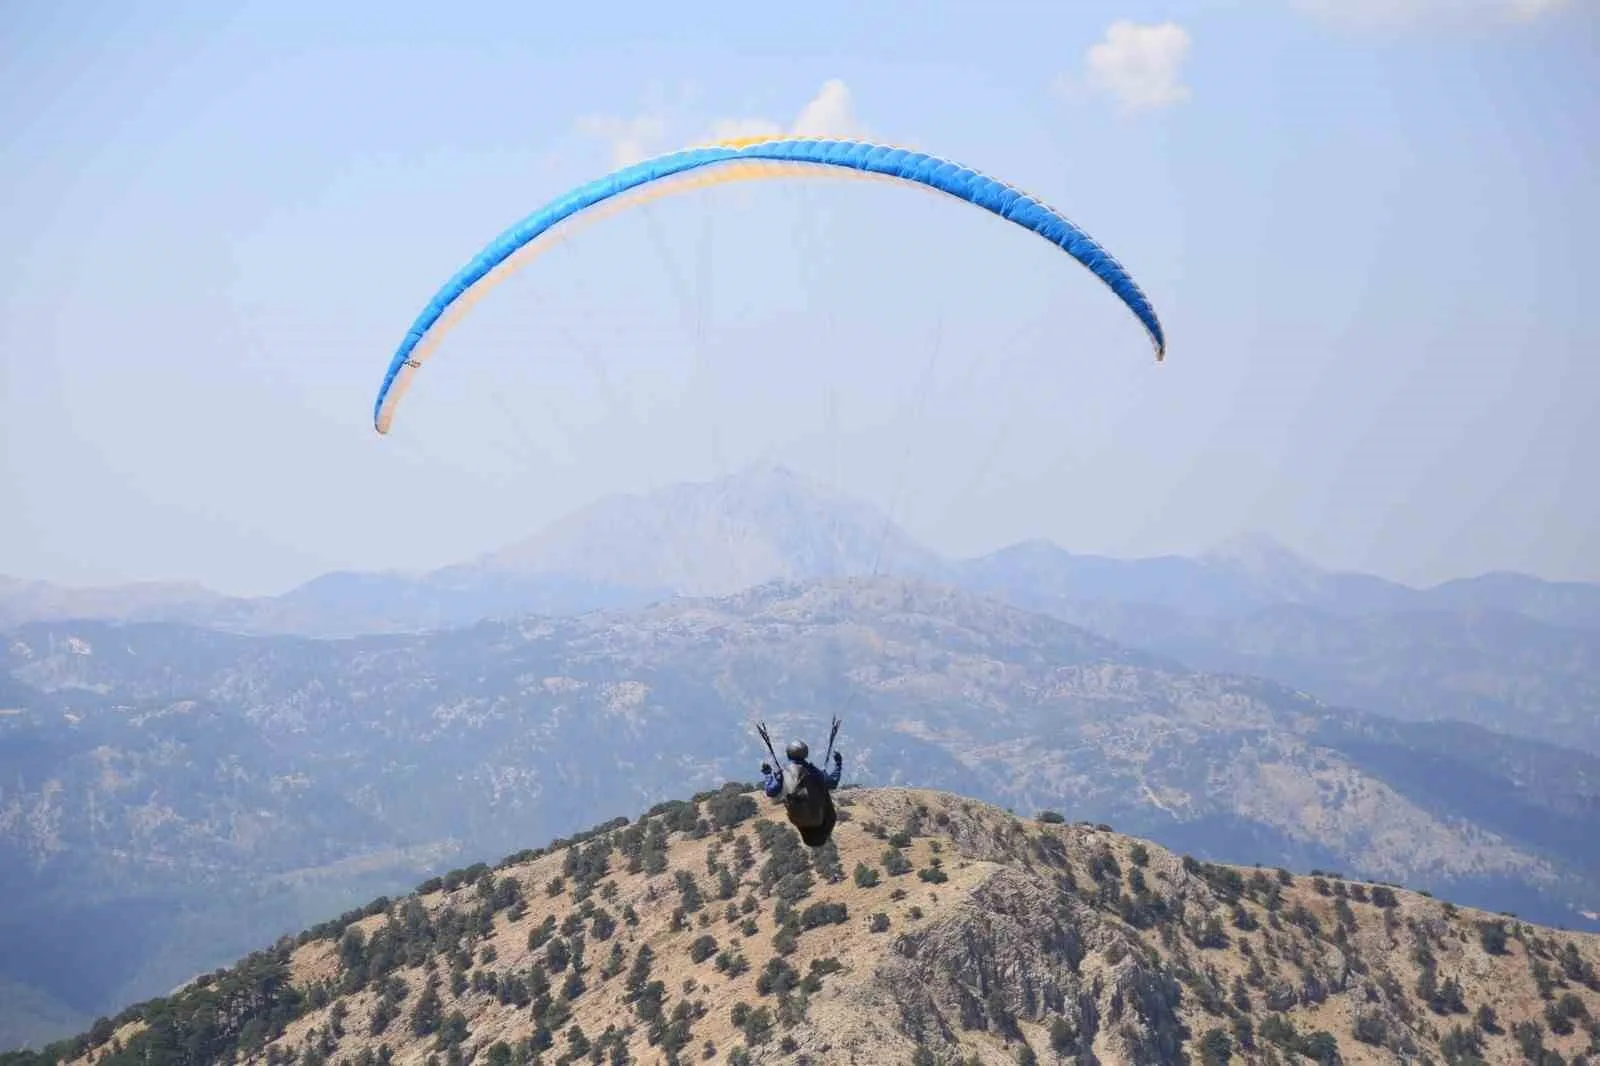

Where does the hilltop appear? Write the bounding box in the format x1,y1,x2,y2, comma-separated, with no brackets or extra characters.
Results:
12,786,1600,1066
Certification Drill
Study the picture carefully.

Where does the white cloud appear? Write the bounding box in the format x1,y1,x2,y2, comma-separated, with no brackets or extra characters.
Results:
700,79,870,145
574,111,671,169
574,83,695,168
789,79,868,138
1079,20,1193,115
577,79,871,170
1293,0,1572,27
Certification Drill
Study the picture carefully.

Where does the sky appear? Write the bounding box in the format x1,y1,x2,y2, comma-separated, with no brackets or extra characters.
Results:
1,0,1596,596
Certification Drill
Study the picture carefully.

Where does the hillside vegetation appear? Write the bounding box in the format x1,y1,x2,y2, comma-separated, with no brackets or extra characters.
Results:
9,786,1598,1066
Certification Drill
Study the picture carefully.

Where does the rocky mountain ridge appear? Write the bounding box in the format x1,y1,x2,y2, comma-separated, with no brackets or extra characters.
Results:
10,787,1600,1066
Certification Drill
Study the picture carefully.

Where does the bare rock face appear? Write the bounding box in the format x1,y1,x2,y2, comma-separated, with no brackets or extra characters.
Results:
871,865,1191,1065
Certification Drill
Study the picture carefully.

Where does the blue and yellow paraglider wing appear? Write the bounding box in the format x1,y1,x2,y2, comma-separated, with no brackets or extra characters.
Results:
374,136,1166,434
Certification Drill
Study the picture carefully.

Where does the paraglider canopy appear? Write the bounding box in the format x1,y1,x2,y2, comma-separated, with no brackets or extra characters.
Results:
372,135,1167,436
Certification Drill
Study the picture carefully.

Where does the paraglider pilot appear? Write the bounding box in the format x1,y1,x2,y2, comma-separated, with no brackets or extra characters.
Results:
758,721,843,848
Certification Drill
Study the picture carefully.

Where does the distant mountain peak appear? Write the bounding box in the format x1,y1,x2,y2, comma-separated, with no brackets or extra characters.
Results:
993,536,1071,557
470,464,942,596
1203,531,1320,576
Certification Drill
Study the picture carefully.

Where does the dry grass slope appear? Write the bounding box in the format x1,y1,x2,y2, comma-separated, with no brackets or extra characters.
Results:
49,787,1600,1066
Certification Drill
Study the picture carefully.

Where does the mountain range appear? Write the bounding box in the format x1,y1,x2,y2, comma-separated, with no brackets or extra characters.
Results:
4,576,1600,1051
4,465,1599,1051
6,464,1598,755
6,466,1599,639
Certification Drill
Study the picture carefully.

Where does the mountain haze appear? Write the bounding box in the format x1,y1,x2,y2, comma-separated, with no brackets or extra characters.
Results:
0,576,229,631
6,466,1597,639
1038,599,1600,756
470,464,942,595
0,467,938,637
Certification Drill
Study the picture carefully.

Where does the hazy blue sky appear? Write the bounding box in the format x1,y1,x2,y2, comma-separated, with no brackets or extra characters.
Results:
2,0,1596,595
